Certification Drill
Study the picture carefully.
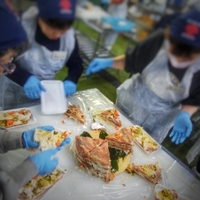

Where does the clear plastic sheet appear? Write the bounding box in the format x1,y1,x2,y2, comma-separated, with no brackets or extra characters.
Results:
0,89,199,200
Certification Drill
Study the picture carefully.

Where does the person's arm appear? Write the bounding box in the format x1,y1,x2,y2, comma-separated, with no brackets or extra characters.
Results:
86,29,165,76
0,147,64,200
0,128,23,153
0,160,37,200
181,104,199,116
6,66,32,87
63,38,84,96
65,38,84,83
112,55,125,70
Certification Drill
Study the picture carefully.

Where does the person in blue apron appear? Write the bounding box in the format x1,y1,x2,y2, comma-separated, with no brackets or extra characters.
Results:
86,10,200,144
12,0,83,99
0,3,70,200
101,0,128,50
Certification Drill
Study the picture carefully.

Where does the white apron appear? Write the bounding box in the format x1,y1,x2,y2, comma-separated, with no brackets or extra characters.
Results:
116,49,200,143
16,7,75,80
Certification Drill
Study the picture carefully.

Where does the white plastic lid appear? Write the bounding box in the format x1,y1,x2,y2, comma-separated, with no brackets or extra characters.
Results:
41,80,67,115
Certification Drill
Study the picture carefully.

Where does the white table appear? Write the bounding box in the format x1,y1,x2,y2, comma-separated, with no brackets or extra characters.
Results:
0,89,199,200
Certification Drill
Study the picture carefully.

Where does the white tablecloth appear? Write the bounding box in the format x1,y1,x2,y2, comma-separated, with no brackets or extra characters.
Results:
0,89,199,200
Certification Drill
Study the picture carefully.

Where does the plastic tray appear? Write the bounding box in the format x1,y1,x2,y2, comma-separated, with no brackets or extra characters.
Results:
154,184,189,200
41,80,67,115
0,107,37,129
133,125,161,154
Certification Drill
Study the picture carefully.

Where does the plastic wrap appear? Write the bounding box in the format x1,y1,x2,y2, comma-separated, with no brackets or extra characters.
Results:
0,89,199,200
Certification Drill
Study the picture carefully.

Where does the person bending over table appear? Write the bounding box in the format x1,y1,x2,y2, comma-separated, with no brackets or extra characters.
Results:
12,0,84,99
0,3,70,200
86,10,200,144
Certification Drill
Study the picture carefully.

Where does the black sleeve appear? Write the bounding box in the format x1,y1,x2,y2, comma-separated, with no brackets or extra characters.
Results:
64,38,84,84
6,66,32,87
181,71,200,106
125,29,165,75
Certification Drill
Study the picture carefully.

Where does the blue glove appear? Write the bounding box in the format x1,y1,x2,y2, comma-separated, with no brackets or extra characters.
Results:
58,137,71,149
23,76,46,99
63,80,77,97
169,111,192,145
22,126,54,149
101,0,110,4
86,58,114,76
29,148,60,175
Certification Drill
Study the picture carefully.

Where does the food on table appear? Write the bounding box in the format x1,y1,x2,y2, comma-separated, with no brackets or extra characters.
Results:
64,105,86,125
93,108,122,130
34,127,71,150
105,126,134,154
71,128,134,182
132,125,159,153
126,162,162,184
154,188,178,200
18,168,64,200
0,108,32,128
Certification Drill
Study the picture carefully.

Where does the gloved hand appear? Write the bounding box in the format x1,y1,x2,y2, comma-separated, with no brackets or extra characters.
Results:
58,137,71,148
101,0,110,4
29,148,60,175
23,75,46,99
63,80,77,97
169,111,192,145
22,125,54,149
86,58,114,76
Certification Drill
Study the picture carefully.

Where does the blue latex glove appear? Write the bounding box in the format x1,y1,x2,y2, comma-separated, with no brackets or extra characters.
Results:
63,80,77,97
169,111,192,145
86,58,114,76
59,137,71,148
101,0,110,4
23,76,46,99
22,126,54,149
29,148,60,175
101,17,134,32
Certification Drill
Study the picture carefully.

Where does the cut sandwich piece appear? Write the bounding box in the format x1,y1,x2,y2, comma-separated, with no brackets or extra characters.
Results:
105,126,134,154
126,162,162,184
0,108,32,128
93,108,122,130
154,188,178,200
64,105,86,124
18,168,64,200
132,125,159,153
72,136,114,183
34,128,71,150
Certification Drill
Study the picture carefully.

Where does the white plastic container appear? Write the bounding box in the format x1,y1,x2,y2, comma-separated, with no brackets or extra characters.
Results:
41,80,67,115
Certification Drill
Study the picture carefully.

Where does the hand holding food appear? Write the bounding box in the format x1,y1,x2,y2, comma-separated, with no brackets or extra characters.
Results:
28,148,60,175
22,126,54,149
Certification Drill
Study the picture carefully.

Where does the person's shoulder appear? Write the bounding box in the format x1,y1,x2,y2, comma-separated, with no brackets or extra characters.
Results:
139,29,165,46
21,6,38,21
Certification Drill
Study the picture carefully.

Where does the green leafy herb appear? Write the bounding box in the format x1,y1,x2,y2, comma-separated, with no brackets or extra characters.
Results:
109,147,126,160
99,130,108,139
80,131,92,138
111,160,118,173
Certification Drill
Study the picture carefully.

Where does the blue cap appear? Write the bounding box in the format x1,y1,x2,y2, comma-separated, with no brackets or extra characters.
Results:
37,0,76,20
0,2,27,51
170,10,200,48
